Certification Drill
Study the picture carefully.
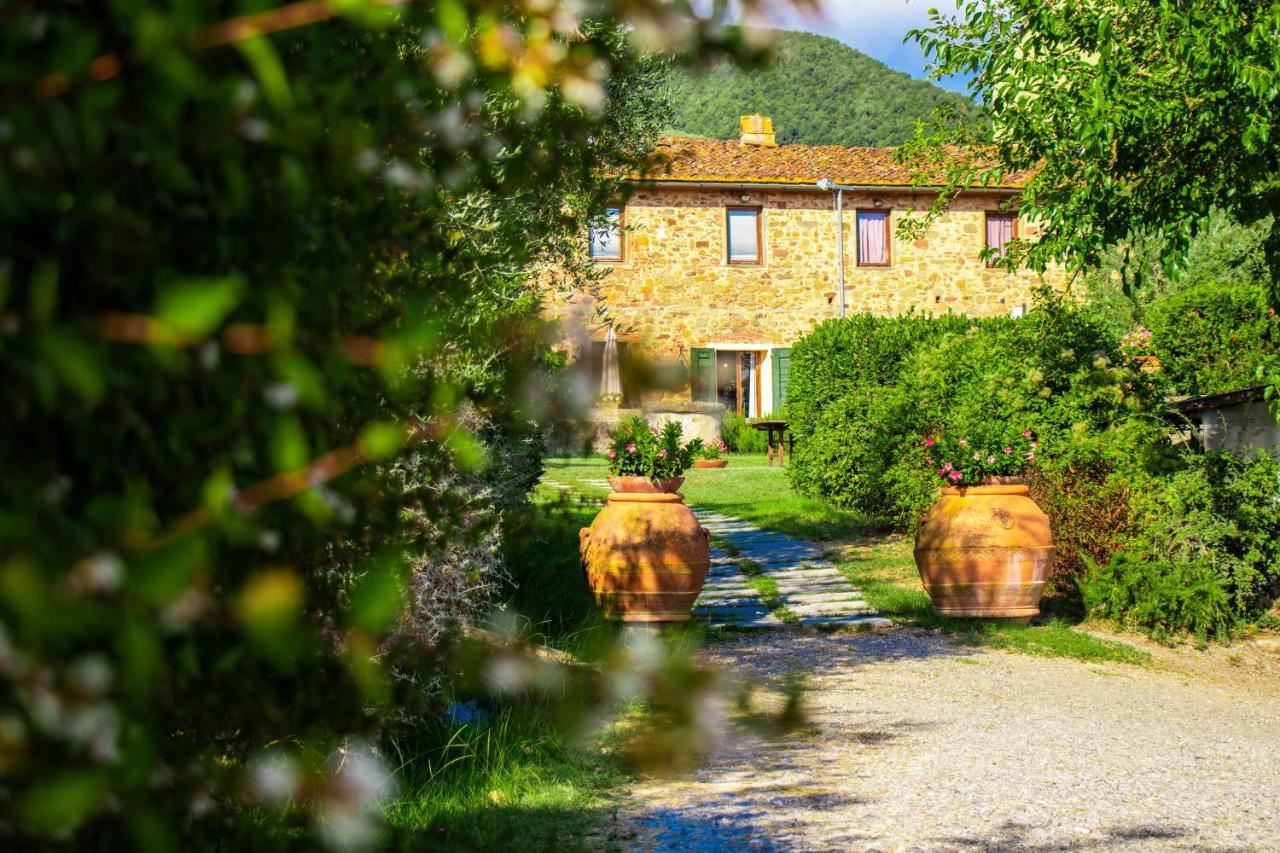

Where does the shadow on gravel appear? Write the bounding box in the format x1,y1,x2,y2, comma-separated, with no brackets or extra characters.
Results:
932,819,1191,851
715,626,975,679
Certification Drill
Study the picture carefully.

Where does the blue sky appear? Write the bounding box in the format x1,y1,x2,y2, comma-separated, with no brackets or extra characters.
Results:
762,0,971,93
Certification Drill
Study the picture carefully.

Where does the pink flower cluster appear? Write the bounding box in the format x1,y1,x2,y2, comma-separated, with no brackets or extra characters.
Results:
1120,326,1153,353
936,460,964,482
924,428,1038,486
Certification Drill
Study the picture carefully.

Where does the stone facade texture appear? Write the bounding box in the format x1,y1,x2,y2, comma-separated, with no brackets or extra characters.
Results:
549,184,1061,362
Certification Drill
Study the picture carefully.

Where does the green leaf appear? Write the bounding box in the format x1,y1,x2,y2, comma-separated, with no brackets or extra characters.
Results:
445,425,486,471
270,417,309,472
36,328,105,403
130,536,208,605
234,37,293,112
272,352,327,408
358,421,406,460
19,772,107,834
349,553,406,632
155,277,244,340
200,468,236,515
437,0,469,43
30,262,59,323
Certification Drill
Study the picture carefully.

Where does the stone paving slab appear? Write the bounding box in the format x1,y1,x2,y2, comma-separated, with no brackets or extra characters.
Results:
797,614,892,628
690,508,885,628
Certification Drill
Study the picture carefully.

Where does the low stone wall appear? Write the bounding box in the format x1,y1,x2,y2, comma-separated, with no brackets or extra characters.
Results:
643,400,726,444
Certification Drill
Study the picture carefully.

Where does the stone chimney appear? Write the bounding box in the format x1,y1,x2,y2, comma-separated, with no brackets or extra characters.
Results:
738,114,777,147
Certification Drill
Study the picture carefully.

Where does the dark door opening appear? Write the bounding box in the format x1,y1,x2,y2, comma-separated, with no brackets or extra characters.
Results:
715,351,757,416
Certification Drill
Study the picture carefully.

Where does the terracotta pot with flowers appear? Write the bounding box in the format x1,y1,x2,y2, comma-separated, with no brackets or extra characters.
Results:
580,417,710,622
692,438,729,469
912,430,1055,619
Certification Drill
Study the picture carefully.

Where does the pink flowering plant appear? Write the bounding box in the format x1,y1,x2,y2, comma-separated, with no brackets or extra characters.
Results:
1119,326,1154,360
923,429,1039,487
606,415,702,479
698,438,728,460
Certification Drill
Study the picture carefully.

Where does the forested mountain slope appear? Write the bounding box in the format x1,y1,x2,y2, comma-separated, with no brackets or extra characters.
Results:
668,29,981,146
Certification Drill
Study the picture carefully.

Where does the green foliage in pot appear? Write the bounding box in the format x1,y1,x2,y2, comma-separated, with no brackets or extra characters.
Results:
605,416,702,479
924,430,1037,487
698,438,728,460
785,296,1280,640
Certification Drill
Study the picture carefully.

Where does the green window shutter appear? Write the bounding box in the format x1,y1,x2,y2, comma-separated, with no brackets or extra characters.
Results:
770,348,792,415
690,348,715,402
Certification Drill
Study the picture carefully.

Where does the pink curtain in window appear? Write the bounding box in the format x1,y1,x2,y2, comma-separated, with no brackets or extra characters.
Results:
987,214,1015,259
858,211,886,264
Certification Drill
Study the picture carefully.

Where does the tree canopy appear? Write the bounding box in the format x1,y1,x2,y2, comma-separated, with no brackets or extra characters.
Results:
899,0,1280,293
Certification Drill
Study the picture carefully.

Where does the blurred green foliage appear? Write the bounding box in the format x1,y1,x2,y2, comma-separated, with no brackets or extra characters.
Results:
0,1,776,847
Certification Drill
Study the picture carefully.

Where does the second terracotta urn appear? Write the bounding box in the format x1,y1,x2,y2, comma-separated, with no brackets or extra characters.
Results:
580,484,710,622
913,478,1055,618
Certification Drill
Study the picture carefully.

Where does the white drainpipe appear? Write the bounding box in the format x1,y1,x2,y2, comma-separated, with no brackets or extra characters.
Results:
817,178,855,319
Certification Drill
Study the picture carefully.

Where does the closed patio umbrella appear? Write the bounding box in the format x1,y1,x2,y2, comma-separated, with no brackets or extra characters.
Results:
600,326,622,400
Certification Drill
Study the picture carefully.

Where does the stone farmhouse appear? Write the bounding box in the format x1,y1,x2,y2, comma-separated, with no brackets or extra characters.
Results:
552,115,1058,421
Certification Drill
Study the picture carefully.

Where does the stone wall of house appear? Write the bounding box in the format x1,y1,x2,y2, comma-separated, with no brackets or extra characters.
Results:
548,184,1063,404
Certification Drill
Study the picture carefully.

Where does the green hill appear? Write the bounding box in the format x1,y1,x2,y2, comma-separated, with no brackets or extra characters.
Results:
667,30,981,146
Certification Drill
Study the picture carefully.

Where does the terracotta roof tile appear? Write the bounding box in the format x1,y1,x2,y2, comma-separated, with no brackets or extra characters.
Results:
629,135,1030,189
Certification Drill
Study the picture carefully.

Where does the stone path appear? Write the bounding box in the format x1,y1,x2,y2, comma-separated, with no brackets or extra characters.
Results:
543,479,888,630
692,510,890,630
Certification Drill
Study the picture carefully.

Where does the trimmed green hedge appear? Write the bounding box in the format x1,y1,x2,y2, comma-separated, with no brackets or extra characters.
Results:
783,299,1280,640
1146,280,1280,395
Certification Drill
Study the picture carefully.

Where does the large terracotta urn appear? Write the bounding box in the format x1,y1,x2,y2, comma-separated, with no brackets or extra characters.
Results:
580,484,710,622
913,478,1055,618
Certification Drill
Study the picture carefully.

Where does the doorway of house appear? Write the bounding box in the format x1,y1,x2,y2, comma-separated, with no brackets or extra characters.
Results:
715,350,762,417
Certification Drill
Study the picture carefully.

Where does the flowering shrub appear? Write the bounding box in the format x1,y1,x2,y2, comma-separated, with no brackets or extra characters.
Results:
605,416,702,479
698,438,728,460
1119,326,1154,360
925,430,1037,486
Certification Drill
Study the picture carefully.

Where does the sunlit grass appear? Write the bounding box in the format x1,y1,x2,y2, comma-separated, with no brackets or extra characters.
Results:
543,454,878,541
383,708,624,851
838,539,1151,666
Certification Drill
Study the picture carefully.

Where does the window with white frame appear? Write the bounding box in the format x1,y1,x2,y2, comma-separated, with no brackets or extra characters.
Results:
726,206,762,264
589,207,623,260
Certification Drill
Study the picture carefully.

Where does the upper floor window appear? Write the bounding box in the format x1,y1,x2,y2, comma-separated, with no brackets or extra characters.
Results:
856,209,890,266
985,212,1016,267
589,207,623,260
726,206,762,264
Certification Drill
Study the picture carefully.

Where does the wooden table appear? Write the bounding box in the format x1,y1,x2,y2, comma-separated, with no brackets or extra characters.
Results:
751,420,793,467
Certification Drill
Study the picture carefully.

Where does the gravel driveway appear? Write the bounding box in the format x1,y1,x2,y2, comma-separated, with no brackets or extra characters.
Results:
602,629,1280,852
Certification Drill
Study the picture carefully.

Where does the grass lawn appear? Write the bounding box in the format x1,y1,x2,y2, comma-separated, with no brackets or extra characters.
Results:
545,454,1150,666
837,539,1151,666
542,454,877,541
382,499,631,850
